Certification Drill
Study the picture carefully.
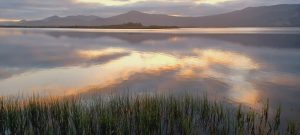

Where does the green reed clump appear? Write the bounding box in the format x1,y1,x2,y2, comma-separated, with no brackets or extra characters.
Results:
0,95,298,135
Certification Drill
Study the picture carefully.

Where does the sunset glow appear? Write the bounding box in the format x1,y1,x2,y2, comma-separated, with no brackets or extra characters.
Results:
0,18,20,22
0,0,298,19
75,0,142,6
75,0,234,6
194,0,234,4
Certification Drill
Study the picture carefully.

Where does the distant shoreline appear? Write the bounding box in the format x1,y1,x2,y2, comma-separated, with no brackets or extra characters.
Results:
0,23,179,29
2,26,300,29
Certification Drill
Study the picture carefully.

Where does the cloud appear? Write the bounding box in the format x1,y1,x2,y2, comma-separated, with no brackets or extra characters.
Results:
75,0,234,6
0,0,299,20
75,0,143,6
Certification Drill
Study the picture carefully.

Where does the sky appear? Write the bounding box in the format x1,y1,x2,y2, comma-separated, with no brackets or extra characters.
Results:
0,0,300,21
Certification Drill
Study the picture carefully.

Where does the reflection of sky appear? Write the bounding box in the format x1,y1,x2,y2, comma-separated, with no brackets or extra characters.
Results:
0,28,300,117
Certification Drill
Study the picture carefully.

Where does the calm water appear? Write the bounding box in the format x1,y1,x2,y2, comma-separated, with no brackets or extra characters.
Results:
0,28,300,119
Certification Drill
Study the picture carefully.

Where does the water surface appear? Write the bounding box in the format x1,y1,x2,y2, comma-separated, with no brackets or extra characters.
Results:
0,28,300,119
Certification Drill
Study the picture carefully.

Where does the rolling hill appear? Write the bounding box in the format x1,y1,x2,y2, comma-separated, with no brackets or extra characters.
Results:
4,4,300,27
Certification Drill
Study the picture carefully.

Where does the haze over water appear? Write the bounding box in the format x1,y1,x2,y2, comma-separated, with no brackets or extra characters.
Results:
0,28,300,119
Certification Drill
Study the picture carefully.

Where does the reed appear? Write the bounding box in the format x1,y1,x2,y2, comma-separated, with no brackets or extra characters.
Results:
0,95,298,135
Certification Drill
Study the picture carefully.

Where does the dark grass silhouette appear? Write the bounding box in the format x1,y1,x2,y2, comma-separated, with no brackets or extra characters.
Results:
0,95,298,135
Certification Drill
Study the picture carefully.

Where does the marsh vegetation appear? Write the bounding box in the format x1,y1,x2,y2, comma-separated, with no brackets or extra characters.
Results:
0,95,298,135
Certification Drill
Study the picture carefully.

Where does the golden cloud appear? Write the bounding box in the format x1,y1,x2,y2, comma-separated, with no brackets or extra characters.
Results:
74,0,234,6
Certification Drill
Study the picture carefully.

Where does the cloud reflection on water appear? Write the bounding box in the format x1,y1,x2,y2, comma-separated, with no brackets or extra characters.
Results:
59,48,260,107
0,28,300,113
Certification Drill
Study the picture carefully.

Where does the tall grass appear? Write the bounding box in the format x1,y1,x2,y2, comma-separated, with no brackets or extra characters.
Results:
0,95,298,135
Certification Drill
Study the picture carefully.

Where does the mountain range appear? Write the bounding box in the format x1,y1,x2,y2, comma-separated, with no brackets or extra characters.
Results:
3,4,300,27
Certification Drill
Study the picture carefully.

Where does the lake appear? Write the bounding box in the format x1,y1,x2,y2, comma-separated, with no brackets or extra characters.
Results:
0,28,300,120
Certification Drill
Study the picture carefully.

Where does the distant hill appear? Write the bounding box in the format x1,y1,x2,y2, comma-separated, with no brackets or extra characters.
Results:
3,22,178,29
190,4,300,27
3,4,300,27
16,15,102,26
